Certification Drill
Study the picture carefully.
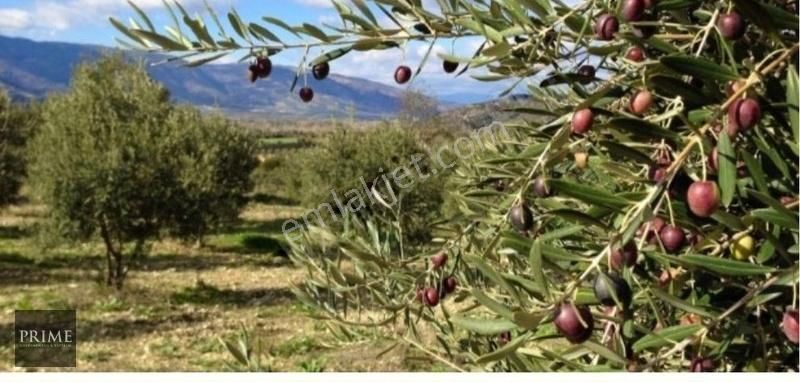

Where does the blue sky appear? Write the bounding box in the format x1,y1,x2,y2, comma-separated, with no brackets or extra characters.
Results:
0,0,520,102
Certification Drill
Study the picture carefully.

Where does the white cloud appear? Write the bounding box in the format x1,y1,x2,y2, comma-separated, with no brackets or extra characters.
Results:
0,9,32,31
0,0,225,34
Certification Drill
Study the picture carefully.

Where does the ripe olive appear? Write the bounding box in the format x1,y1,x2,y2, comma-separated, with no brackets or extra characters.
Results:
718,12,746,40
783,309,799,344
629,90,653,115
443,60,459,73
593,273,632,309
595,14,619,41
687,181,720,218
554,303,594,344
312,62,330,80
431,252,448,269
423,287,440,307
690,357,715,372
508,203,534,232
610,242,638,270
532,176,551,198
299,87,314,103
571,108,594,135
660,225,686,254
622,0,646,22
394,65,412,84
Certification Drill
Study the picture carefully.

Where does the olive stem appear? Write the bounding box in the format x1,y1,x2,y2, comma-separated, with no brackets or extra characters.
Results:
693,9,719,57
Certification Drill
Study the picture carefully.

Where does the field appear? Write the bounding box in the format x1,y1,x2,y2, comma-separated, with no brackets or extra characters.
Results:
0,129,447,372
0,197,448,371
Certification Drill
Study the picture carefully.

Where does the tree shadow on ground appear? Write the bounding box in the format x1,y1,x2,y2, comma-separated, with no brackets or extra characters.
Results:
0,225,27,239
0,251,104,287
170,282,295,307
204,233,288,256
249,193,299,206
216,218,292,236
0,250,289,288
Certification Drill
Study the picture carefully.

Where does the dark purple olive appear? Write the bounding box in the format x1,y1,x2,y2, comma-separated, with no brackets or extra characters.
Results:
577,65,596,83
610,242,638,271
444,276,457,294
595,14,619,41
660,225,686,254
690,357,715,372
533,176,551,198
708,147,719,172
554,303,594,344
727,98,761,135
593,273,632,309
424,287,440,307
299,87,314,103
256,57,272,78
639,217,665,244
508,203,534,232
498,331,512,345
443,60,459,73
394,65,412,84
622,0,646,22
248,65,259,83
431,252,448,269
649,165,668,183
312,62,330,80
718,12,746,40
626,46,645,62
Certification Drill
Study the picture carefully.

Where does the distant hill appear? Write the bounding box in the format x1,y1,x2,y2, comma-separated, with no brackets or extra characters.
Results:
0,35,405,119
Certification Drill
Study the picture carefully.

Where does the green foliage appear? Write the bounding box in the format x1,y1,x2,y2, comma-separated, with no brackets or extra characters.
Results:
0,91,36,206
119,0,800,372
292,124,452,244
27,55,257,287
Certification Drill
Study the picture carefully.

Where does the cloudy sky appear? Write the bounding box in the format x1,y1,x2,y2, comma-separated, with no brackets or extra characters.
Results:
0,0,521,102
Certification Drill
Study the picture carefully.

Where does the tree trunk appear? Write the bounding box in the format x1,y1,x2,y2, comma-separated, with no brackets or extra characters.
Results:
99,219,125,289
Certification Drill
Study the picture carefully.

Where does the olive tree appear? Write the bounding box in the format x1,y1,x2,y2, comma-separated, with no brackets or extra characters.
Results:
0,91,34,206
118,0,798,371
28,55,257,288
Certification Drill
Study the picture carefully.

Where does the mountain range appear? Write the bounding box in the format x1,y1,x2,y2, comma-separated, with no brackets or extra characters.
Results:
0,34,411,119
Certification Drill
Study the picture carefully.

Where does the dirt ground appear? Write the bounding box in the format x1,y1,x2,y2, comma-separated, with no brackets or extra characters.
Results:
0,202,438,372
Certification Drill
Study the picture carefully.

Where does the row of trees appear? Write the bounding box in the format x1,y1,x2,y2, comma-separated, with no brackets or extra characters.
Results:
3,55,258,288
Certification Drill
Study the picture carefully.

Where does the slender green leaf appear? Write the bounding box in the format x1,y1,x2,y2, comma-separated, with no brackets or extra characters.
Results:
649,288,717,318
450,316,517,335
678,254,776,276
549,179,630,210
718,132,736,207
660,55,739,82
529,240,550,301
788,65,799,145
583,340,626,366
633,324,702,352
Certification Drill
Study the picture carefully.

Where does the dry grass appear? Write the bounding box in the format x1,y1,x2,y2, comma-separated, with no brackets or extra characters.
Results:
0,201,437,372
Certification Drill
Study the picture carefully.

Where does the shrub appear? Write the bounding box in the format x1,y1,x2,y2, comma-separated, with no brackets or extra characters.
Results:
119,0,799,371
28,55,257,288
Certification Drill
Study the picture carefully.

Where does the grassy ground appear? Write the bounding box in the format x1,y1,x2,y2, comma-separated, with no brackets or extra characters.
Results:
0,200,437,372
